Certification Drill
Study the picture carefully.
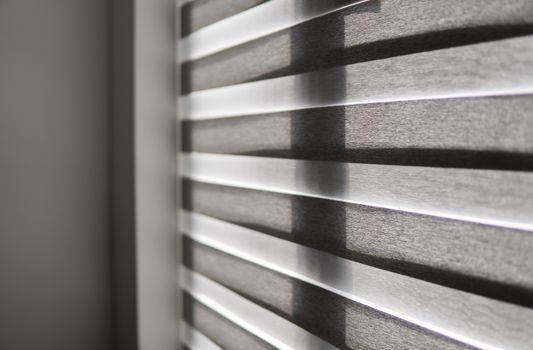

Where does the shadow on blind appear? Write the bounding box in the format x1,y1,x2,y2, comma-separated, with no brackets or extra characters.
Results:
179,0,533,349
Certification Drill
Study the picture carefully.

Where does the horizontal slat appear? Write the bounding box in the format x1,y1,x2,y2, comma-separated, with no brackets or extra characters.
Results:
181,211,533,350
183,179,533,306
183,293,276,350
182,35,533,119
184,238,471,350
180,0,267,36
183,95,533,169
184,0,533,91
181,152,533,231
181,267,337,350
180,0,371,61
181,322,222,350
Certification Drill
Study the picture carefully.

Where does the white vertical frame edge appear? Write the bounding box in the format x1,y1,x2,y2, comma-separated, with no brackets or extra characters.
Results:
134,0,180,349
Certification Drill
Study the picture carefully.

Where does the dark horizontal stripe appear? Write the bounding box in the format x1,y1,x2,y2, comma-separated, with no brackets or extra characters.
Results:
183,292,276,350
183,267,336,349
182,0,533,92
181,0,267,37
183,153,533,231
182,179,533,307
183,36,533,120
182,95,533,170
183,238,473,350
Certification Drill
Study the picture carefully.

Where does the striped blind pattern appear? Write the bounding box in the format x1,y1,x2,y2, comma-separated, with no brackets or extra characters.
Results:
178,1,533,349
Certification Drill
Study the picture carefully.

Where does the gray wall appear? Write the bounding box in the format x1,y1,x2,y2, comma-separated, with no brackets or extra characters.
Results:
0,1,111,349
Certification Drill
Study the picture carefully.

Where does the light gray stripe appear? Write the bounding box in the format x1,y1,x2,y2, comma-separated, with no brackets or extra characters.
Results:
181,267,338,350
181,152,533,231
181,211,533,350
180,0,371,61
182,35,533,120
181,322,222,350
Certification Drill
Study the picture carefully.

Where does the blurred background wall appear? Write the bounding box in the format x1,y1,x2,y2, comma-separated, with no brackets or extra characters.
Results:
0,1,178,349
0,1,111,349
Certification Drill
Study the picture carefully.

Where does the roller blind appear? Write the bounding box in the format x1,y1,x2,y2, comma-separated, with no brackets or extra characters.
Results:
178,1,533,349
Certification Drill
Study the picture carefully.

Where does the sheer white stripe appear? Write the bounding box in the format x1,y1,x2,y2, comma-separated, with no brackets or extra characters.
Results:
180,0,372,61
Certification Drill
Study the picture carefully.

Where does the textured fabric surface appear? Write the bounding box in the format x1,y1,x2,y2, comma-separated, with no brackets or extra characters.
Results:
183,292,276,350
183,179,533,307
184,239,473,350
183,0,533,92
179,0,533,348
184,95,533,169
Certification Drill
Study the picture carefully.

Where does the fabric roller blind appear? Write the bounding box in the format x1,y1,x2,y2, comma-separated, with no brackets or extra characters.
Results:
178,1,533,349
